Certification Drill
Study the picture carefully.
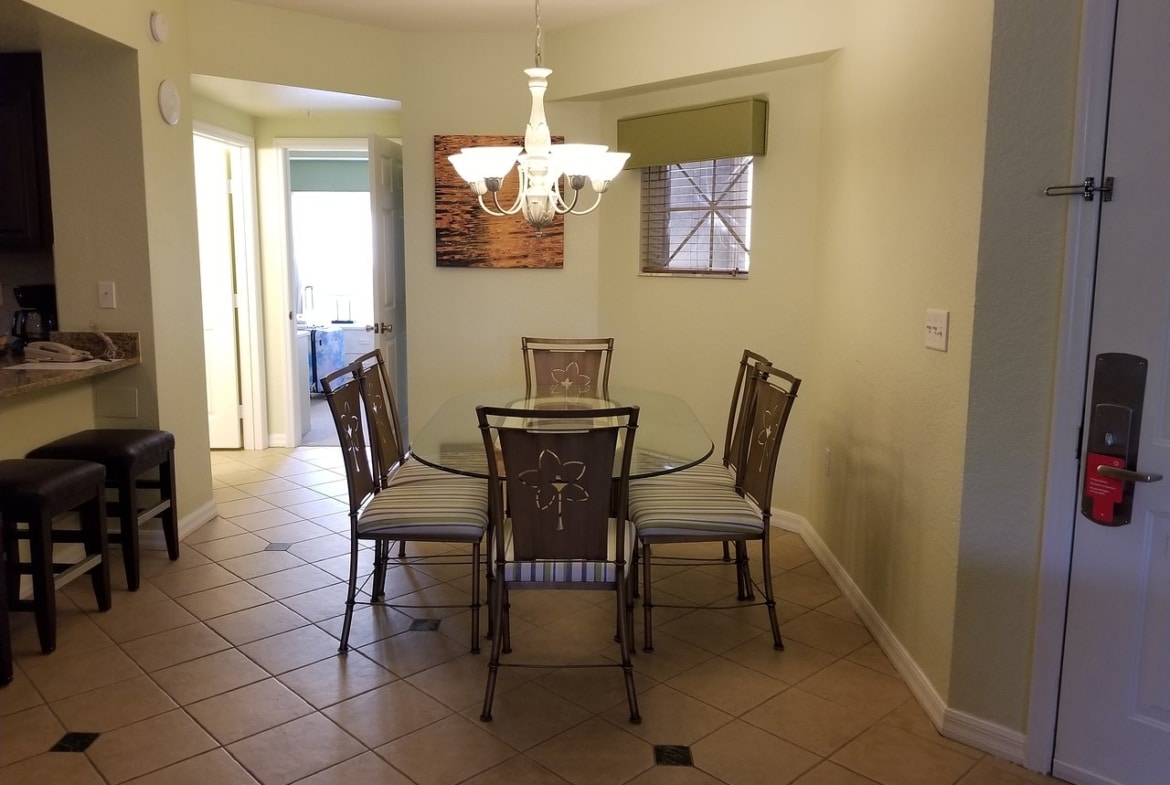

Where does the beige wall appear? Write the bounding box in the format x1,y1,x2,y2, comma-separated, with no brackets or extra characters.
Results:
10,0,213,521
597,65,824,515
950,1,1082,729
4,0,1089,742
399,31,605,429
808,0,994,705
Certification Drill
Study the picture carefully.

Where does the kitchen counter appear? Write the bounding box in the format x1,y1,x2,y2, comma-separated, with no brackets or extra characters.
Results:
0,332,140,400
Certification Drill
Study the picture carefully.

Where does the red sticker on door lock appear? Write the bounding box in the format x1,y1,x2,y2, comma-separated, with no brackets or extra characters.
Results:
1084,452,1126,524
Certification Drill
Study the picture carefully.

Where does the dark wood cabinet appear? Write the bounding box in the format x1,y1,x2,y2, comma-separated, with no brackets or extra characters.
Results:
0,53,53,251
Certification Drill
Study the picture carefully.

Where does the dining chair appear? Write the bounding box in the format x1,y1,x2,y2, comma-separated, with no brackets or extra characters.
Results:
630,349,770,596
521,336,614,401
320,360,490,654
629,362,800,652
476,403,642,724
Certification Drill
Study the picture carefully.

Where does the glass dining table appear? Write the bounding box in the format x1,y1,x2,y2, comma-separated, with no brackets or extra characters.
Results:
408,386,714,480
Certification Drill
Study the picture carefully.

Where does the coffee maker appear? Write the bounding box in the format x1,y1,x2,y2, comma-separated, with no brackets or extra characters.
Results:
10,284,58,342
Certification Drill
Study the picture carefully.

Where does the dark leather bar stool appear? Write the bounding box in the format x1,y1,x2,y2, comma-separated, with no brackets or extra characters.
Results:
0,459,112,653
27,429,179,591
1,536,13,685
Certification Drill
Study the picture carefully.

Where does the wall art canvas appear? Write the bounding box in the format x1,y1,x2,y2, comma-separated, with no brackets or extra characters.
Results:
434,134,565,268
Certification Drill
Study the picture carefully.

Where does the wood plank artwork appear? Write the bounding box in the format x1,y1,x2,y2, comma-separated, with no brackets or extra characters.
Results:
434,134,565,268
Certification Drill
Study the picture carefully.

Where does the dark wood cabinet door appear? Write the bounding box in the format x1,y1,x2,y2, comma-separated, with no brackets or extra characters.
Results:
0,53,53,251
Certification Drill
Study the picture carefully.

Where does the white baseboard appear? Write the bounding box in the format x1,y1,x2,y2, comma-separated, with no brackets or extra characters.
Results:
268,433,289,448
140,498,217,550
1052,761,1124,785
771,509,1026,765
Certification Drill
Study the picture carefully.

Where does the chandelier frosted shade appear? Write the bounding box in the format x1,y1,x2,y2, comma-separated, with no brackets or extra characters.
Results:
448,66,630,234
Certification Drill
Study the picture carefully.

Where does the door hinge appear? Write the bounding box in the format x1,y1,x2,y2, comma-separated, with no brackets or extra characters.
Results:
1044,176,1114,202
237,404,244,419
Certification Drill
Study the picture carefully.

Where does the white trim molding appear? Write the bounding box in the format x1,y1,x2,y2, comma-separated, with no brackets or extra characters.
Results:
773,510,1025,763
140,499,217,550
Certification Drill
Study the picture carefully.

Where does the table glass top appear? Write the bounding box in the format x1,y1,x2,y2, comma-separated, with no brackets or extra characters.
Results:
408,386,714,479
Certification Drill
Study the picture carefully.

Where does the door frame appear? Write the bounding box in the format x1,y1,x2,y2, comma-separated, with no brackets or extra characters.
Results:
273,136,370,447
193,121,267,451
1026,0,1116,772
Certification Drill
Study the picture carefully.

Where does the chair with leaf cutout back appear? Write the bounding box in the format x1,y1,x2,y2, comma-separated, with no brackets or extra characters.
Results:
321,360,490,654
476,403,641,724
630,349,770,597
629,362,800,652
521,337,614,401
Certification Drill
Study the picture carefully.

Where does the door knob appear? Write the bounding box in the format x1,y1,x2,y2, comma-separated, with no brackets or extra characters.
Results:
365,322,393,334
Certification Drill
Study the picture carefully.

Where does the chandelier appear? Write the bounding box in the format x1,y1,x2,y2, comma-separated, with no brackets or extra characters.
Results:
447,0,630,235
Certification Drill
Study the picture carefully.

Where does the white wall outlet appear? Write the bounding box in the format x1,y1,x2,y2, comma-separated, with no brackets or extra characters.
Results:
925,308,949,351
98,281,117,309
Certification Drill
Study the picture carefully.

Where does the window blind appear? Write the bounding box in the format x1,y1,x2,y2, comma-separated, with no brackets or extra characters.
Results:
640,157,753,275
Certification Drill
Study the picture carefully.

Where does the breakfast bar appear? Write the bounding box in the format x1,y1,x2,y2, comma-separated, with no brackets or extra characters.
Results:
0,332,140,400
0,332,142,461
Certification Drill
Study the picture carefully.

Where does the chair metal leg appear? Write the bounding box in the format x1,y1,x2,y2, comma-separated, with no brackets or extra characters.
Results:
760,534,783,649
396,540,406,558
338,536,360,653
501,584,512,654
736,541,755,600
616,569,641,724
480,565,507,721
370,540,388,602
722,540,731,561
469,541,481,654
641,542,655,653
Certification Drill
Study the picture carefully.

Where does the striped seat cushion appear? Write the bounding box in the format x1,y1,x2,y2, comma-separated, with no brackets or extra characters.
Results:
500,518,635,584
389,458,472,486
629,482,763,538
357,477,488,541
632,457,735,489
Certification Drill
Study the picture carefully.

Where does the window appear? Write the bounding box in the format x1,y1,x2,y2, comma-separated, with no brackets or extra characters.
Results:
640,156,753,276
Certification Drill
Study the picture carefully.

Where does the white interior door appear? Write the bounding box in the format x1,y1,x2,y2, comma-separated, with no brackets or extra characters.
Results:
195,134,242,450
368,135,408,439
1054,2,1170,783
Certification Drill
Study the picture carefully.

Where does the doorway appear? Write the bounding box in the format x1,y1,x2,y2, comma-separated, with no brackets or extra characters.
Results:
193,124,265,451
275,137,407,449
1031,1,1170,782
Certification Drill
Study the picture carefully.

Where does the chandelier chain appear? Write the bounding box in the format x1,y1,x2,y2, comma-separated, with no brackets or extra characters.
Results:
534,0,543,67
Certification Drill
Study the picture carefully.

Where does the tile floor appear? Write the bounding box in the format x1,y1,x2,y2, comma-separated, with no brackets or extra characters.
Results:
0,446,1071,785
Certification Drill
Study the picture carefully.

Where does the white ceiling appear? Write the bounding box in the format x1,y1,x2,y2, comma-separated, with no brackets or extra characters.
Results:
195,0,672,116
0,0,669,117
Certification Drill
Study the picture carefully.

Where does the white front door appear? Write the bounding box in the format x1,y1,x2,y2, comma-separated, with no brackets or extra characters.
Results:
1054,2,1170,783
194,134,242,450
368,135,408,439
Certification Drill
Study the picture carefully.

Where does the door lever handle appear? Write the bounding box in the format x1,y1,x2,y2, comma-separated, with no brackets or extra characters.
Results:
1097,465,1163,483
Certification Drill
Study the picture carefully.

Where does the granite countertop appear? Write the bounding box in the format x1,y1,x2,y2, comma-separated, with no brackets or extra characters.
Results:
0,332,141,400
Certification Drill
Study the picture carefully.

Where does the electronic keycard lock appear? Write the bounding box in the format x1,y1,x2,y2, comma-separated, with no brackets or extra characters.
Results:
1080,353,1163,526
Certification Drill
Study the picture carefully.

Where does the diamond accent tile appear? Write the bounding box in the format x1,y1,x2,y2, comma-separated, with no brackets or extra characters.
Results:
654,744,694,766
50,732,100,752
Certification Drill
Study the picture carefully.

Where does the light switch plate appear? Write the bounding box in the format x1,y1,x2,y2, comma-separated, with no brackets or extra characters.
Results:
925,308,949,352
